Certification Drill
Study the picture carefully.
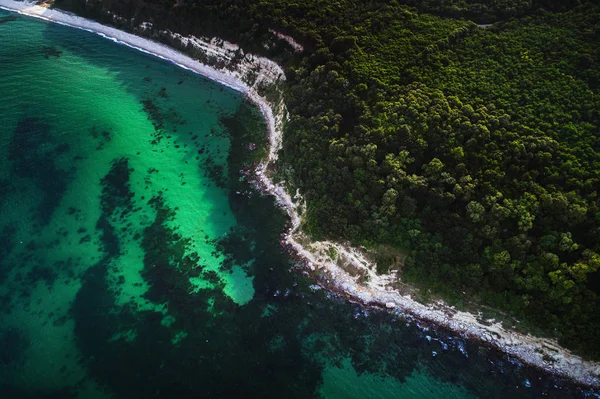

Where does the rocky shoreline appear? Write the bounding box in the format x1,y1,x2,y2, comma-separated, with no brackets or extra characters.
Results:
1,0,599,390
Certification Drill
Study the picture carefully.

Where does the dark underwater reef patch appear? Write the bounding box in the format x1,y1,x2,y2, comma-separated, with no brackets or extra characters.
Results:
0,177,14,211
0,15,18,25
0,225,17,285
89,126,113,150
0,226,81,309
42,45,62,59
9,117,72,225
100,158,134,214
140,194,217,306
0,326,29,368
201,154,227,188
220,100,267,166
71,188,324,398
214,226,254,273
141,89,185,145
66,135,325,397
0,384,76,399
96,157,135,257
0,328,59,399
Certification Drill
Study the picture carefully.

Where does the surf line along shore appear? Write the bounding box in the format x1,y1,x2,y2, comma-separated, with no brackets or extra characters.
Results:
2,0,599,389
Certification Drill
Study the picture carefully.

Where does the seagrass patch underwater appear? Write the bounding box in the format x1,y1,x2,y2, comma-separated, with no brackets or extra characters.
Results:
0,8,597,399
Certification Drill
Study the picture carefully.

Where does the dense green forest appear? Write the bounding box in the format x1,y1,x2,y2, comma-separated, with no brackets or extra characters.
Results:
55,0,600,358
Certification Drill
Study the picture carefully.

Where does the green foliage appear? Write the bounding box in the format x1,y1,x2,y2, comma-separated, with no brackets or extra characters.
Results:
374,245,404,274
278,2,600,358
327,246,338,260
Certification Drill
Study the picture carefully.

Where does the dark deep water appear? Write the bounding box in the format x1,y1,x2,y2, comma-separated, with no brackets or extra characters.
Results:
0,8,598,399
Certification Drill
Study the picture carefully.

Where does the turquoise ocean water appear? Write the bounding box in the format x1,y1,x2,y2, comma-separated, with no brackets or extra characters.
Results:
0,9,596,399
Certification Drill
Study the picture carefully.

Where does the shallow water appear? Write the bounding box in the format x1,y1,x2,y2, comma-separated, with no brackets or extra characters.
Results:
0,9,596,399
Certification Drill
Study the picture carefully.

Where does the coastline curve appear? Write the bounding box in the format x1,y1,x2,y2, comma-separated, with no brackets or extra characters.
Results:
1,0,599,390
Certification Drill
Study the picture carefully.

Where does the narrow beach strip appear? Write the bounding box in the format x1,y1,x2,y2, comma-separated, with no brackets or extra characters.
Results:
1,0,599,389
